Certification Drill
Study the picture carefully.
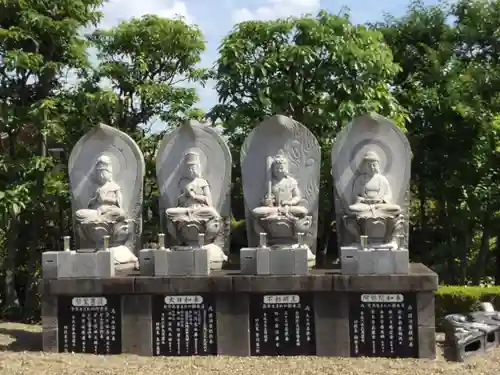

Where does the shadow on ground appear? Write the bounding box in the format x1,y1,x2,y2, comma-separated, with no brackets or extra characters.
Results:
0,327,42,352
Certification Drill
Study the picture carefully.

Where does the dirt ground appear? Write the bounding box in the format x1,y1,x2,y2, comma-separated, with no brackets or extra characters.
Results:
0,322,498,375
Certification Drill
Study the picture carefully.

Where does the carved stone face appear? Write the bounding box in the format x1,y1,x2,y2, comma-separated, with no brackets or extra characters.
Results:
272,157,288,179
360,151,381,177
96,169,112,185
94,155,113,185
365,160,380,177
186,163,201,179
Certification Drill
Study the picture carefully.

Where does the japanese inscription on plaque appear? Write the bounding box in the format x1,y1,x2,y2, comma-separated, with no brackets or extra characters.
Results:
250,293,316,356
349,293,419,358
152,294,217,356
57,296,122,354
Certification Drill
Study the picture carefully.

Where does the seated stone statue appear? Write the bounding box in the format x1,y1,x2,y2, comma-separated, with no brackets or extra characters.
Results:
252,150,311,244
74,153,137,268
166,151,221,245
349,151,402,218
345,150,403,247
253,151,308,219
76,155,126,225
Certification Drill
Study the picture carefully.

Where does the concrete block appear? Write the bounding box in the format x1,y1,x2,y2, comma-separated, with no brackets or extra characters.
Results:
268,247,308,275
42,250,114,278
41,296,58,352
241,247,309,275
240,248,257,275
122,295,152,355
255,247,271,275
216,294,250,355
153,248,210,276
340,247,409,275
139,249,155,276
443,331,485,362
314,292,350,356
393,250,410,273
340,247,359,274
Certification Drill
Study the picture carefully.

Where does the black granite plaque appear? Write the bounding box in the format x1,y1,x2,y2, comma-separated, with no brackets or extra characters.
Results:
249,293,316,356
57,296,122,354
349,293,419,358
152,294,217,356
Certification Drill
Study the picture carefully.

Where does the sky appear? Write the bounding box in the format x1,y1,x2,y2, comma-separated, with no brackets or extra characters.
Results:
95,0,441,118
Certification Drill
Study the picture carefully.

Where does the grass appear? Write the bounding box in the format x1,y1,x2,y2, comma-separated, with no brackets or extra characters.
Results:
0,323,498,375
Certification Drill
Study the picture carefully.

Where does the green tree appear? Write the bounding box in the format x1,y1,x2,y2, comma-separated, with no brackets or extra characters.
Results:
0,0,104,320
88,14,208,132
375,0,500,284
64,15,208,239
209,11,406,258
451,0,500,284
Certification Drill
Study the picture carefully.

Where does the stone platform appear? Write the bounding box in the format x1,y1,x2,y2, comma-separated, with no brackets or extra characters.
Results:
41,263,437,358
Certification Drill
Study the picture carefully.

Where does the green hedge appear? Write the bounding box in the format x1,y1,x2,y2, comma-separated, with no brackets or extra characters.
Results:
435,285,500,330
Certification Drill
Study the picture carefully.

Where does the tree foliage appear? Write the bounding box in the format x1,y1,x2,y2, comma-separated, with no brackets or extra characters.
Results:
374,0,500,284
209,11,406,254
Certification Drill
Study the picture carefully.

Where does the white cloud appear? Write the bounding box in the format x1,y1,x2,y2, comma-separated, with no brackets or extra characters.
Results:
232,0,320,24
99,0,194,28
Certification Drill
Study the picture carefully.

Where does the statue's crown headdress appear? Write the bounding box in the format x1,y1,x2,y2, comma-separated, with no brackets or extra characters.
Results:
273,149,287,164
184,151,201,165
362,150,380,162
95,154,112,170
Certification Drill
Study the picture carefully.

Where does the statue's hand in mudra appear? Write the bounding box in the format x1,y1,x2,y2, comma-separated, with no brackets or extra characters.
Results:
196,195,208,205
278,205,290,215
281,200,293,206
365,199,382,205
189,190,208,205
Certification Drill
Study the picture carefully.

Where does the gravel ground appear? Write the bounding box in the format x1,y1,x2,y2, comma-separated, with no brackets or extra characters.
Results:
0,322,498,375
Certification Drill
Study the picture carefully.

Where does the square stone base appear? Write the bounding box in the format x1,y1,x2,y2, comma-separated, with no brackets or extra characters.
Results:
40,263,438,358
139,248,210,276
240,247,308,275
341,247,409,275
42,250,114,278
139,249,155,276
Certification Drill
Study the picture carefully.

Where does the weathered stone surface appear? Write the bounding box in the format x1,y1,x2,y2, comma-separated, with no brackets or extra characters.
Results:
42,250,114,278
241,247,309,275
443,313,488,361
138,249,155,276
41,296,58,352
216,294,250,355
68,123,145,264
331,113,411,249
241,115,320,257
39,263,438,295
314,292,350,356
469,303,500,346
122,295,153,355
40,263,437,358
153,248,210,276
340,248,409,275
156,120,231,270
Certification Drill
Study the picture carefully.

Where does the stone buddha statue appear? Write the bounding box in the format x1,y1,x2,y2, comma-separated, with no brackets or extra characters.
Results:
74,153,135,261
345,150,404,247
76,155,126,225
252,150,311,245
166,151,221,246
349,151,402,218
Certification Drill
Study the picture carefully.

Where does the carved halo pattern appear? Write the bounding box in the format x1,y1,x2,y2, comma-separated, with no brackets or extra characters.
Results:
68,124,144,219
331,114,411,211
